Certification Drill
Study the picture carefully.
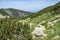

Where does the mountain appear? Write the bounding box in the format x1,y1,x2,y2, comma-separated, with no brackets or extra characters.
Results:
25,2,60,26
0,8,32,19
29,2,60,18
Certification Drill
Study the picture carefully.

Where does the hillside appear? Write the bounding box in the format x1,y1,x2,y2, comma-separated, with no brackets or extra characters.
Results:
29,2,60,18
24,2,60,40
26,2,60,23
0,8,32,18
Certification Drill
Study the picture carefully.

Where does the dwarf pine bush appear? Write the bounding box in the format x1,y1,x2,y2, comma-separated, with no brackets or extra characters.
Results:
0,18,32,40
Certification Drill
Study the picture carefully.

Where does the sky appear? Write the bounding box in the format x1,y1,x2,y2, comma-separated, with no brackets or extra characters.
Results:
0,0,60,12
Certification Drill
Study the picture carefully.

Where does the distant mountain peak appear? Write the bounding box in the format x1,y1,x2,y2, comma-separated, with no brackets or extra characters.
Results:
0,8,32,19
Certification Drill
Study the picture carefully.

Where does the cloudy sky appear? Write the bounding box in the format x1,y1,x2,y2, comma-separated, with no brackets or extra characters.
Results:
0,0,60,12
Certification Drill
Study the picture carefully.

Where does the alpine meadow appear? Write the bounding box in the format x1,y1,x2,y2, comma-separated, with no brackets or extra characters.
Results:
0,0,60,40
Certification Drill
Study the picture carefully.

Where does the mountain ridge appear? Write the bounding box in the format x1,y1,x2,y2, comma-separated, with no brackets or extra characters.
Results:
29,2,60,18
0,8,32,18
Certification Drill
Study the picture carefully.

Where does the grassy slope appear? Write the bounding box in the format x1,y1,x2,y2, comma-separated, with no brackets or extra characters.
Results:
25,2,60,27
25,2,60,40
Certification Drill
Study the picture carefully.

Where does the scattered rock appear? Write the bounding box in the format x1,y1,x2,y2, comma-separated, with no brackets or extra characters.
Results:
32,24,47,39
48,22,54,27
52,35,60,40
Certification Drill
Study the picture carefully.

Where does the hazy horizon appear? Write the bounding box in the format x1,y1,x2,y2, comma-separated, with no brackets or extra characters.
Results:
0,0,60,12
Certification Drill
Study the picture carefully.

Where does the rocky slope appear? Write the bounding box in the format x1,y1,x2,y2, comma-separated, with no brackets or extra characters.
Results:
0,8,32,18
